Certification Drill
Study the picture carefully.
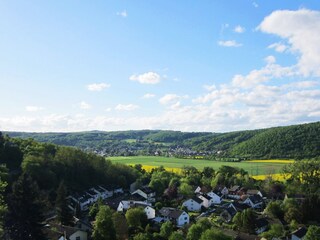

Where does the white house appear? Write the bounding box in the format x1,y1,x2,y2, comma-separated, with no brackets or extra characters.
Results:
159,207,189,227
182,197,203,212
198,194,212,208
131,186,156,202
291,227,307,240
94,186,113,199
243,194,264,209
117,201,155,219
86,189,100,202
58,230,87,240
206,191,222,204
113,186,124,195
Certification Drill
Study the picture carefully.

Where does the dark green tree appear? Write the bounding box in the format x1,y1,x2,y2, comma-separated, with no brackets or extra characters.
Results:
200,229,232,240
112,211,128,240
160,221,173,239
169,231,184,240
305,225,320,240
55,181,73,226
125,207,148,229
0,178,7,238
92,205,116,240
6,173,46,240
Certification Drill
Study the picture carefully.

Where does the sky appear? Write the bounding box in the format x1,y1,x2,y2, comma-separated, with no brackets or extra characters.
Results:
1,1,320,133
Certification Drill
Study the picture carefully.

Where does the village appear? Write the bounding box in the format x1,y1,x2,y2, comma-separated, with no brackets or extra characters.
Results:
44,180,309,240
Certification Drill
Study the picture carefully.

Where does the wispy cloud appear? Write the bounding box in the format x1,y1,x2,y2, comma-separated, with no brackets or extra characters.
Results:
80,101,91,110
25,106,44,112
117,10,127,18
142,93,156,99
115,104,139,111
218,40,242,47
253,2,258,8
87,83,111,91
234,25,245,33
129,72,161,84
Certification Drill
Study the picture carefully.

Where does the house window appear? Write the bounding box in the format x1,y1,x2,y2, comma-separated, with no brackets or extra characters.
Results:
76,237,81,240
184,217,188,220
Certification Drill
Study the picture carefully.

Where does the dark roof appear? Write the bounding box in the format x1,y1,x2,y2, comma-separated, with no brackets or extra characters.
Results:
191,197,203,204
201,194,212,200
140,186,155,194
225,206,237,217
255,218,269,228
44,223,84,239
231,202,250,211
248,194,263,204
292,227,307,238
159,207,184,219
129,193,146,201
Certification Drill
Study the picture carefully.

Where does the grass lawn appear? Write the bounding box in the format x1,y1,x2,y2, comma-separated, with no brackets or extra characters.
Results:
107,156,292,176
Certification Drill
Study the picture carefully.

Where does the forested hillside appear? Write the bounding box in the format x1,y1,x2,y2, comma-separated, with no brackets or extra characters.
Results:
5,121,320,159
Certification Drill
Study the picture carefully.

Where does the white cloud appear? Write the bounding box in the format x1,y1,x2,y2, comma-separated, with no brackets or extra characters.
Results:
218,40,242,47
87,83,111,91
142,93,156,99
234,25,245,33
80,101,91,110
268,42,288,53
258,9,320,76
117,10,127,17
25,106,44,112
159,94,188,105
105,107,112,112
115,104,139,111
253,2,258,8
203,84,216,91
129,72,161,84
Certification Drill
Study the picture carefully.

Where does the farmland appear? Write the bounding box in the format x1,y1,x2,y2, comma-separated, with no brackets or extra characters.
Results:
108,156,293,176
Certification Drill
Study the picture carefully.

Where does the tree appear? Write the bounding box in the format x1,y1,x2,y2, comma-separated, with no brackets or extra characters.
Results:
160,221,173,239
112,211,128,240
265,201,284,219
169,231,184,240
6,173,46,240
92,205,116,240
284,207,301,223
0,178,7,238
133,233,151,240
178,182,194,198
125,207,148,228
55,181,73,226
261,224,284,239
233,208,256,233
305,225,320,240
200,229,232,240
187,224,203,240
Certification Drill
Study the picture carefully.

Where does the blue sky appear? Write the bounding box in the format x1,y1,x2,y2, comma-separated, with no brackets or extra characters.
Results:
1,1,320,132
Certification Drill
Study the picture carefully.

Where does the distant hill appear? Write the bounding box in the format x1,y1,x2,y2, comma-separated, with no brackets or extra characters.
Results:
4,121,320,159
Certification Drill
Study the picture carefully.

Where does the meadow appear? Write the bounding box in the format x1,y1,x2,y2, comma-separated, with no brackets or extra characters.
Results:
108,156,293,178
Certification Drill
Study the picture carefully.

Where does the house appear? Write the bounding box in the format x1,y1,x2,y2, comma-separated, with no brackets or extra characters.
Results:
131,186,156,202
255,218,269,234
182,197,203,212
113,186,124,195
198,194,212,208
243,194,264,209
247,189,263,198
220,206,237,222
291,227,307,240
86,189,100,202
206,191,222,204
159,207,189,227
228,185,241,199
45,223,88,240
228,202,250,212
94,185,113,199
117,200,155,219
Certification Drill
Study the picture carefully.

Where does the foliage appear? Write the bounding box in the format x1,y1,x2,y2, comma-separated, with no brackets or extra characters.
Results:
169,231,184,240
92,205,116,240
125,207,148,228
0,177,7,238
261,224,284,239
6,173,46,240
233,208,256,233
112,211,128,240
305,225,320,240
55,181,73,226
200,229,232,240
160,221,174,239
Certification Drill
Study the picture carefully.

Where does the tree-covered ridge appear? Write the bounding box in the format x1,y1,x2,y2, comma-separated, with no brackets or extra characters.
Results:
5,121,320,159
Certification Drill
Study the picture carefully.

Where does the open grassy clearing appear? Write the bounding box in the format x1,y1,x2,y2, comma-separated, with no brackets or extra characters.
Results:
108,156,291,176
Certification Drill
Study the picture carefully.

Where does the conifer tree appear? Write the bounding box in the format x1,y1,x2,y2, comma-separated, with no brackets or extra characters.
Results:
6,173,46,240
56,181,73,226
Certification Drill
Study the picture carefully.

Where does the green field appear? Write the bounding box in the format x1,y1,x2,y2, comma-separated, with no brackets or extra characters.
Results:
108,156,291,176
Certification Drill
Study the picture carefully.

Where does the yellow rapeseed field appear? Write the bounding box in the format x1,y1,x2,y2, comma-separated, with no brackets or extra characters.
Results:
246,159,294,164
251,173,291,181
